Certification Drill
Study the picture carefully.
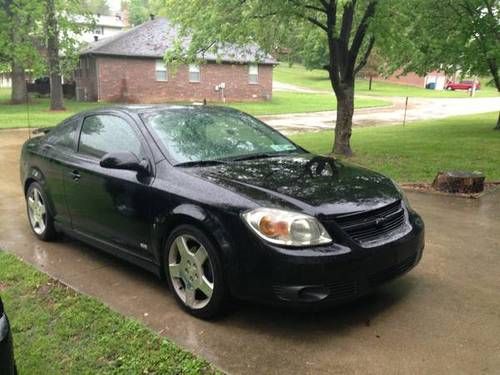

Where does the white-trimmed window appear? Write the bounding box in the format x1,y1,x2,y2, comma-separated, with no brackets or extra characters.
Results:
155,59,168,81
249,64,259,84
189,64,200,82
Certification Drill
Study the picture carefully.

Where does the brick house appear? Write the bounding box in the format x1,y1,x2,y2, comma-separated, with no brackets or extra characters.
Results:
375,70,447,90
75,17,276,103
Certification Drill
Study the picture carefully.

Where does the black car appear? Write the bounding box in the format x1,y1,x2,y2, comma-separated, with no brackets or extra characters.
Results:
0,297,16,375
20,106,424,318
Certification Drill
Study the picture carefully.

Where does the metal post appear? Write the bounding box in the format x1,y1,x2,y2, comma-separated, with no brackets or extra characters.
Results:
403,96,408,127
25,82,31,139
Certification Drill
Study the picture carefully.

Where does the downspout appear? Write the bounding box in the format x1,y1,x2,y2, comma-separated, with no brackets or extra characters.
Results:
95,54,101,102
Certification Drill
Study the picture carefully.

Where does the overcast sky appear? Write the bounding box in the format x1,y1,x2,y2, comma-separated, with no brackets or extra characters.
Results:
107,0,122,13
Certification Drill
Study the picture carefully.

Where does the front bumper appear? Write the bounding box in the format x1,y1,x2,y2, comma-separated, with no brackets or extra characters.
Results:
0,313,16,375
232,211,425,305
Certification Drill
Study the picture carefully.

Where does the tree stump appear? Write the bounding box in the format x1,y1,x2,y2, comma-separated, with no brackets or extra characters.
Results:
432,171,485,194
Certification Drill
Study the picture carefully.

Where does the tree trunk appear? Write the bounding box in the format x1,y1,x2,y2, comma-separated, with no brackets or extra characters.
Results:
487,60,500,92
495,112,500,130
368,76,372,91
46,0,65,110
10,62,26,104
432,171,485,194
333,84,355,156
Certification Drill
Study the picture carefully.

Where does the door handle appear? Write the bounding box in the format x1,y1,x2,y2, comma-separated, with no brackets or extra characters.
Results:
70,170,81,181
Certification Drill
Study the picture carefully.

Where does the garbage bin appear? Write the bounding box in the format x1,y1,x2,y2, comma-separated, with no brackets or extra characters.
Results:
425,82,436,90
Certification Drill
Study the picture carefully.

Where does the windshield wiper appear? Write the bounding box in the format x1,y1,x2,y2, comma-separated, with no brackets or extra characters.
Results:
174,159,229,167
228,151,296,162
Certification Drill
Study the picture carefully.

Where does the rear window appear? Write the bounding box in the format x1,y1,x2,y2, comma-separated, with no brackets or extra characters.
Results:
46,119,79,150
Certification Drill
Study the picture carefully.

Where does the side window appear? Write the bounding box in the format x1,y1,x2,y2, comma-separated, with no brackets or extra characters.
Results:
46,119,79,150
189,64,200,82
155,59,168,81
248,64,258,84
78,115,143,159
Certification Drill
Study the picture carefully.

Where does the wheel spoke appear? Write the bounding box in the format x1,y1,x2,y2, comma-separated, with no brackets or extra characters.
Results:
175,236,191,258
198,276,213,299
28,196,35,210
193,245,208,267
169,263,182,279
34,190,41,204
184,287,196,307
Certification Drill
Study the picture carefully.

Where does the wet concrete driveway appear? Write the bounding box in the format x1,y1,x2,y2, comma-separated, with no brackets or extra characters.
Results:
1,129,499,374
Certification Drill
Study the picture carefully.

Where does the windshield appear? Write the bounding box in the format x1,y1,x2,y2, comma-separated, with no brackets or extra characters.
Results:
142,108,300,164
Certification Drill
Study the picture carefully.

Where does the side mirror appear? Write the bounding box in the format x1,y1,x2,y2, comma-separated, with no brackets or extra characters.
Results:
100,151,150,175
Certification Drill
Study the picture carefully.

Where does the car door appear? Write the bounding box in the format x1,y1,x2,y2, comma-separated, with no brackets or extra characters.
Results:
37,117,81,228
64,112,154,258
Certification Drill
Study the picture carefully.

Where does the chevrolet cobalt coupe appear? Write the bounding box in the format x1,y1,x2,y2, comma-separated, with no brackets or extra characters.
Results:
21,106,424,318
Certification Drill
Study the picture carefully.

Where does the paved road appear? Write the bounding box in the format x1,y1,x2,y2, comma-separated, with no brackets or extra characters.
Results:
266,83,500,134
1,130,500,374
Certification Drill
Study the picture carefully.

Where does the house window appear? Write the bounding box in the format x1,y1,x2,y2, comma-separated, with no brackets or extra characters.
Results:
189,64,200,82
155,59,168,81
249,64,258,84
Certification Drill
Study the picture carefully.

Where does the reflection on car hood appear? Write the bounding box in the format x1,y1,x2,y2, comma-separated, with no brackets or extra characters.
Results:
189,153,401,215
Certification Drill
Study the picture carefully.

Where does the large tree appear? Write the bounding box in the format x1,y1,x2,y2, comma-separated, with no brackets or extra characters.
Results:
378,0,499,90
124,0,160,26
43,0,94,110
377,0,499,128
0,0,93,109
46,0,65,110
0,0,44,104
82,0,111,15
160,0,380,156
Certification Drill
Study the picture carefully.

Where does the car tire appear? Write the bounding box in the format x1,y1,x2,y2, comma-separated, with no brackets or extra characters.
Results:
164,225,229,319
26,182,57,241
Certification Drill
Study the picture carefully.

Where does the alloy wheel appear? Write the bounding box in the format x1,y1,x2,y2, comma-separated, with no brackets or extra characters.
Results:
28,187,47,235
168,235,215,309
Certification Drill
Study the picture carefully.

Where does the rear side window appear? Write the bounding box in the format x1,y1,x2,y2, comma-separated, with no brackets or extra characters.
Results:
78,115,143,159
46,119,79,150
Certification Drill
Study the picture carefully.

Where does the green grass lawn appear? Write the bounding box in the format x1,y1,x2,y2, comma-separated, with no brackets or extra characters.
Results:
227,91,389,116
0,89,107,129
291,112,500,183
0,250,216,374
0,88,389,129
275,64,500,98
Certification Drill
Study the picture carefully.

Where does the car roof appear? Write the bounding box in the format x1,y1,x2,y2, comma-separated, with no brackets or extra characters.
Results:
81,104,242,117
49,105,247,131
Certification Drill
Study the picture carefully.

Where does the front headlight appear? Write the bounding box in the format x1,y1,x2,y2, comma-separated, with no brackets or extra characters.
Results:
242,208,332,247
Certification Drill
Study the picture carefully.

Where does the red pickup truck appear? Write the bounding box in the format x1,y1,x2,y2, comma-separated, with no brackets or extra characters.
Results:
444,80,481,91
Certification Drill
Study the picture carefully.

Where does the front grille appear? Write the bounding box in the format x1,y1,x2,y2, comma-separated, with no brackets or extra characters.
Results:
368,252,418,285
333,200,408,246
272,280,357,302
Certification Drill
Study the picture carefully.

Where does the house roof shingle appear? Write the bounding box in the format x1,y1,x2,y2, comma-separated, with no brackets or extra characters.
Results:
81,17,277,65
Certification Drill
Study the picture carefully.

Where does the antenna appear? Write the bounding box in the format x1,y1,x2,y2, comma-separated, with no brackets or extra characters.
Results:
25,81,31,139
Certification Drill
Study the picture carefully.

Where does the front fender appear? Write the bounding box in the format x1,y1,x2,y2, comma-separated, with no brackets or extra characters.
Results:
151,203,240,292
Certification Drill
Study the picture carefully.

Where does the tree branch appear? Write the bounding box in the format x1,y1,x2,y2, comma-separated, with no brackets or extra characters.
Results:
347,0,378,75
339,0,355,46
306,16,328,31
354,36,375,74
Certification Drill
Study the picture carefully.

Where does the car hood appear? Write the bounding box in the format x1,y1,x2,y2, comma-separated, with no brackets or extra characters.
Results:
187,153,401,216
